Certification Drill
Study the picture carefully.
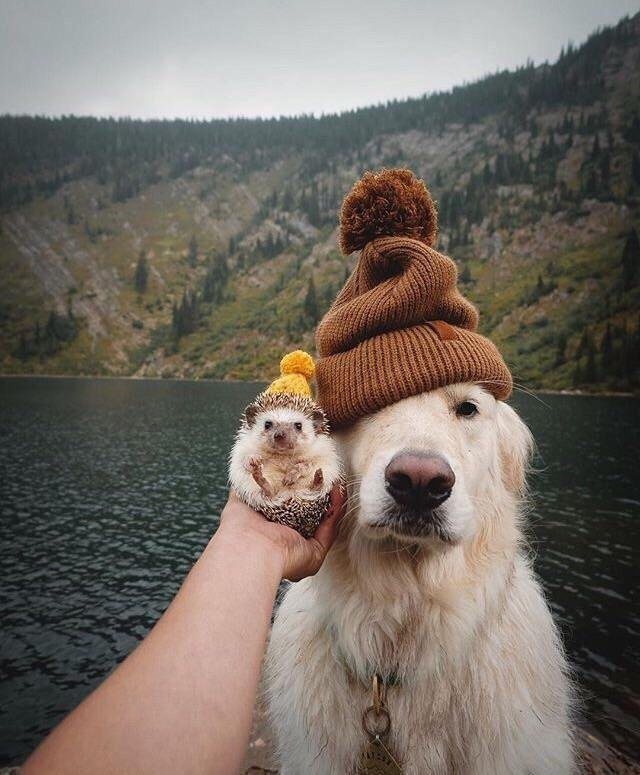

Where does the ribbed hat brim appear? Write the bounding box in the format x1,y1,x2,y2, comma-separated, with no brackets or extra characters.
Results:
315,324,512,428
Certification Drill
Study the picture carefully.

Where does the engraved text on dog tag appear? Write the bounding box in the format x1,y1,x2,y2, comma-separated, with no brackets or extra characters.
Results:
356,735,403,774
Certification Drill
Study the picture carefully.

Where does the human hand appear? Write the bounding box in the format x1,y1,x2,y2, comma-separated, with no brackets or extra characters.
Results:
216,484,345,581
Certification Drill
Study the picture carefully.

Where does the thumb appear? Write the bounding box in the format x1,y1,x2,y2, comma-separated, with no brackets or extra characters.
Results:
312,483,346,554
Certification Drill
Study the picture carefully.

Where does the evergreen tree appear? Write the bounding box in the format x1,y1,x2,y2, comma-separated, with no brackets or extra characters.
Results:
187,235,198,267
282,186,294,210
459,263,472,284
572,361,582,388
584,339,598,383
600,322,613,364
622,229,639,290
577,329,589,359
632,153,640,187
172,291,199,338
624,112,640,144
554,333,567,367
202,252,229,303
303,277,319,323
582,169,598,198
17,332,28,359
134,250,149,294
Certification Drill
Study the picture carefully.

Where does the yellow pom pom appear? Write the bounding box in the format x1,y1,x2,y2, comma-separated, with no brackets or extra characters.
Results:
280,350,315,379
265,350,315,397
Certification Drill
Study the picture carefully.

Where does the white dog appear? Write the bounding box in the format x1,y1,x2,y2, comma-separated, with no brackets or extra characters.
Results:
266,383,575,774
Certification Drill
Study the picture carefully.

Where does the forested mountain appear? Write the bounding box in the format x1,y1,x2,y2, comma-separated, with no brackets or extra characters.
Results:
1,13,639,392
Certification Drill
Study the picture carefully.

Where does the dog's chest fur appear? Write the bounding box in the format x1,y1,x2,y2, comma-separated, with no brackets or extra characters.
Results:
266,546,574,775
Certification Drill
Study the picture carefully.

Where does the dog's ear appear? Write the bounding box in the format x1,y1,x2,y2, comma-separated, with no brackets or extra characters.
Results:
495,402,534,494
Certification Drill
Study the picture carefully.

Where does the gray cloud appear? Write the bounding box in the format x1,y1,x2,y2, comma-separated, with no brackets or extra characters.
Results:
1,0,638,119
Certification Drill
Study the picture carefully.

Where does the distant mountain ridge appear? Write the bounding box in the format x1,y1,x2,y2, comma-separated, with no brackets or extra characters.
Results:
1,13,639,392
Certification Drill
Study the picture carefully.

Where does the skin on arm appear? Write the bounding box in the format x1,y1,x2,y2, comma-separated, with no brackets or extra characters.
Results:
22,485,344,775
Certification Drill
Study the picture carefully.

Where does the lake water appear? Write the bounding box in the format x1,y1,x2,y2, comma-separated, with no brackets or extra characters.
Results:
0,377,638,764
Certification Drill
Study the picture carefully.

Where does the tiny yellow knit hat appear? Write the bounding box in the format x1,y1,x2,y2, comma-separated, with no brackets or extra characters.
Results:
265,350,315,397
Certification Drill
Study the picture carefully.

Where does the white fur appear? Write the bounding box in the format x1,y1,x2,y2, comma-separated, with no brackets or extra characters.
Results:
266,384,575,774
229,406,340,507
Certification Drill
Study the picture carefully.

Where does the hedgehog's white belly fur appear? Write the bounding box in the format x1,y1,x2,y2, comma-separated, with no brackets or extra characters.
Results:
228,430,341,508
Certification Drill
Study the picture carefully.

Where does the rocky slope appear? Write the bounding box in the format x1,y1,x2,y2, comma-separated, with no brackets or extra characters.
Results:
1,13,639,392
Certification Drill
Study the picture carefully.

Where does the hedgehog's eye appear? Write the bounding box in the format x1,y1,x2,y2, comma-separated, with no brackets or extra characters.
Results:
264,421,273,430
294,422,302,431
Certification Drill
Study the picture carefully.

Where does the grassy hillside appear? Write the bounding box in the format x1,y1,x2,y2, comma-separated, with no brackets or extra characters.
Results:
1,14,639,393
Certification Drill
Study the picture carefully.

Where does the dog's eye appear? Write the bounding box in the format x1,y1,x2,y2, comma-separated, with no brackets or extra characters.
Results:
456,401,478,418
264,421,273,430
294,422,302,431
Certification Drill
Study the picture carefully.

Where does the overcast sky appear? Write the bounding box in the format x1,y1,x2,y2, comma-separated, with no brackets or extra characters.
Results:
1,0,638,120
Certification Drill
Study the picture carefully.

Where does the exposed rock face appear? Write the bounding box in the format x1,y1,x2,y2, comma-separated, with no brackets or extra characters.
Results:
1,14,639,392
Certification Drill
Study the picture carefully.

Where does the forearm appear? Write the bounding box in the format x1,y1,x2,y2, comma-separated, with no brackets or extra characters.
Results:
24,528,283,775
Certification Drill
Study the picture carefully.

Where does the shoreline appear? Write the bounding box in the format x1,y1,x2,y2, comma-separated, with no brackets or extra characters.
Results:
0,372,636,398
0,372,266,386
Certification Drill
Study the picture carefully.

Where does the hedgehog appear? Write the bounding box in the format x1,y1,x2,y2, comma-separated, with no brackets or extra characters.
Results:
228,352,341,538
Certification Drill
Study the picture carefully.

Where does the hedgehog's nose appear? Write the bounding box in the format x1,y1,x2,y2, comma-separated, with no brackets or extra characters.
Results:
273,429,291,448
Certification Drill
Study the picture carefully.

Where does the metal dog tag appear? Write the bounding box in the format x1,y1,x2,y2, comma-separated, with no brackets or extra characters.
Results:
356,678,403,775
356,735,403,774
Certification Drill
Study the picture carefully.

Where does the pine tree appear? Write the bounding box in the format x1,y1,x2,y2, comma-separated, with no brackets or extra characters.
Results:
600,322,613,364
583,168,598,197
134,250,149,294
599,151,610,192
304,277,319,323
622,229,639,290
172,291,199,338
554,333,567,367
584,340,598,383
202,252,229,304
17,333,28,360
187,235,198,267
282,187,294,210
572,361,582,388
577,330,589,359
624,113,640,144
633,153,640,187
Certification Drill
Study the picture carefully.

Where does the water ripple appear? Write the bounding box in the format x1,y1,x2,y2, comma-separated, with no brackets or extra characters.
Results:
0,379,638,763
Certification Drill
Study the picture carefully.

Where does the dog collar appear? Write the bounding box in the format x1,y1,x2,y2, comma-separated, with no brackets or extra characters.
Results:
335,647,403,688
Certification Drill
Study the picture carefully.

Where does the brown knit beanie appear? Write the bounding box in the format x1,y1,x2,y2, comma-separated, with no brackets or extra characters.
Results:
315,169,512,428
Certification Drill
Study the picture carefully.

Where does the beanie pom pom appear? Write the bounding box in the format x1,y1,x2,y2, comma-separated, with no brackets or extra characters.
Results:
280,350,315,379
339,168,438,255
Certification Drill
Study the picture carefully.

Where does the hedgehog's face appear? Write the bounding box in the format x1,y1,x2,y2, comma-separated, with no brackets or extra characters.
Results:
247,406,321,455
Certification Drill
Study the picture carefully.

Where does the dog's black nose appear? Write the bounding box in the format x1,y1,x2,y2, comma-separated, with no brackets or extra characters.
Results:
385,452,455,509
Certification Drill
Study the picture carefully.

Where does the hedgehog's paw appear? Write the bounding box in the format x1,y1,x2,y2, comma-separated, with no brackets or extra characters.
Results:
311,468,324,490
244,455,261,472
245,457,273,498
